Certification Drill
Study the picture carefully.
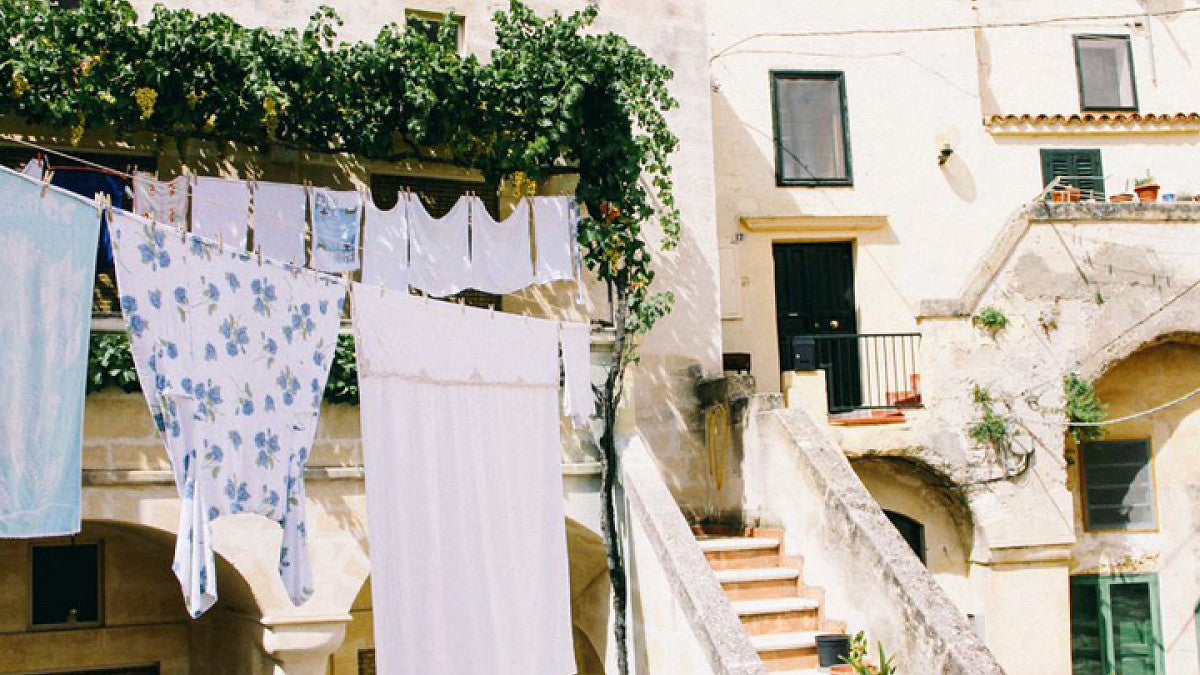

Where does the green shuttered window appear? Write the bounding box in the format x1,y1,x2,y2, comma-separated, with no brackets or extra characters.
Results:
1080,440,1157,532
772,71,852,186
1041,149,1105,201
1071,575,1163,675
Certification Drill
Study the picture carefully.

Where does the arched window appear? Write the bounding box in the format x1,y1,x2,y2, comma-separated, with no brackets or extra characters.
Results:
884,510,926,566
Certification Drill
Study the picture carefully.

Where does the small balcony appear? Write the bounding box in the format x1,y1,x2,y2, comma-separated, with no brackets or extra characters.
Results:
785,332,923,416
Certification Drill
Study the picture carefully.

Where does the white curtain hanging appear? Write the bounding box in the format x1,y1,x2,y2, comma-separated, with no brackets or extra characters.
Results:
354,285,576,675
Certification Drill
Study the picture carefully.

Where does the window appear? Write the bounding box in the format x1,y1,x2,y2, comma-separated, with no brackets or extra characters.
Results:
884,510,926,565
1079,440,1157,532
772,71,852,186
1071,575,1163,675
31,543,102,627
406,10,463,51
1041,149,1105,200
1075,35,1137,111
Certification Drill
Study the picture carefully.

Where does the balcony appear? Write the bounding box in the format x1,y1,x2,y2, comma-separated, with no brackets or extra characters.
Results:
786,332,923,415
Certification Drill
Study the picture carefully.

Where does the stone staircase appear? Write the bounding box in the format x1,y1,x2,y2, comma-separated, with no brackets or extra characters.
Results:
697,528,845,674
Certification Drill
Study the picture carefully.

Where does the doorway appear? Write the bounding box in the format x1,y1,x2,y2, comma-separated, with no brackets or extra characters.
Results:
773,242,860,410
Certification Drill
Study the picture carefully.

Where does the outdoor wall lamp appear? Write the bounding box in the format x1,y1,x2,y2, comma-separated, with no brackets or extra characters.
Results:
938,143,954,166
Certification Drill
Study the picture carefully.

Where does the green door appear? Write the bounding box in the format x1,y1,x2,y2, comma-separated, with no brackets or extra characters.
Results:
1071,575,1163,675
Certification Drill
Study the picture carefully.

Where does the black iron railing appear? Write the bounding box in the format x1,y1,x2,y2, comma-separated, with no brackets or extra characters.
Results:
790,333,923,413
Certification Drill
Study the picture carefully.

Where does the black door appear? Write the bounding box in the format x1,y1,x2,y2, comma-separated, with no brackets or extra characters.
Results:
773,242,860,410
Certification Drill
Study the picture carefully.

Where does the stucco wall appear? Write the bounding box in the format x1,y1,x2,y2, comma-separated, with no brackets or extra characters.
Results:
1069,341,1200,673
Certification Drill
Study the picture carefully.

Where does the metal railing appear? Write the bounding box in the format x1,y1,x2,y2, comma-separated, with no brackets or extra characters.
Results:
792,333,922,413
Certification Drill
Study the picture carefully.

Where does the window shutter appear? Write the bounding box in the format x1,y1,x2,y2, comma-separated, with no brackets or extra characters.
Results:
1070,578,1105,674
1071,575,1164,675
1040,149,1105,200
1109,580,1159,675
1081,440,1156,531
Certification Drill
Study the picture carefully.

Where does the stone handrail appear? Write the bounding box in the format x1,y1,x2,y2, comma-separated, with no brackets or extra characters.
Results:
622,435,766,675
745,401,1006,675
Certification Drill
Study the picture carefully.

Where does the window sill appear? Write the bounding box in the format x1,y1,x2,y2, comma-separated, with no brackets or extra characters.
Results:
986,112,1200,136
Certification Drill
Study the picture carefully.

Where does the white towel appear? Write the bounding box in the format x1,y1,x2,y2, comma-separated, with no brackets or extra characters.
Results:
354,285,576,675
532,196,577,284
133,172,188,226
559,322,594,428
192,177,251,250
471,197,533,294
408,195,472,297
253,182,307,265
309,188,362,273
21,157,44,179
362,193,410,292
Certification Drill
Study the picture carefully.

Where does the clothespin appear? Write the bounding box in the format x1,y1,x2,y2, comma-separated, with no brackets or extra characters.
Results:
41,170,55,198
217,233,224,254
181,221,188,244
256,246,264,267
106,195,114,223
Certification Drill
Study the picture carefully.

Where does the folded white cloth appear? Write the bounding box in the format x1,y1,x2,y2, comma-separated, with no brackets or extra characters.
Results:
253,182,307,265
133,172,188,226
309,188,362,273
362,193,410,292
408,195,472,296
532,196,578,284
470,197,533,294
354,285,576,675
192,177,251,250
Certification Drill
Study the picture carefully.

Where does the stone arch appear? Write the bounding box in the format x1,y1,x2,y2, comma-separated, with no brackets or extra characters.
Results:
850,456,976,609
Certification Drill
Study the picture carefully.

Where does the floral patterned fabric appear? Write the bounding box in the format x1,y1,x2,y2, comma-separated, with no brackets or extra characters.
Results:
110,211,345,617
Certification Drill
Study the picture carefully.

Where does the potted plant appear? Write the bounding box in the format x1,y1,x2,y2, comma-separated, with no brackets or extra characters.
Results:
1133,172,1160,202
1110,192,1135,203
1051,185,1082,202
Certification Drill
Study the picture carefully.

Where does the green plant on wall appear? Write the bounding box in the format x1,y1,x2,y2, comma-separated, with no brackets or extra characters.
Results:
968,385,1014,450
86,333,141,393
1064,373,1105,444
846,631,899,675
972,305,1010,336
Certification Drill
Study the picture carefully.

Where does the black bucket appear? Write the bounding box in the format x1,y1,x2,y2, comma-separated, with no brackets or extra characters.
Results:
815,633,852,668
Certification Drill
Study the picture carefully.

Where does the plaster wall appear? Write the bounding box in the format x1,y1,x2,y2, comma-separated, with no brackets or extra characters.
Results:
1069,342,1200,673
707,0,1200,393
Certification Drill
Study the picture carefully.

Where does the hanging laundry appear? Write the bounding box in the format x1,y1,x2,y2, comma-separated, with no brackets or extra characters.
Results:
253,182,308,265
408,195,472,297
309,188,362,273
471,197,534,294
192,176,251,250
0,167,100,538
111,212,344,617
21,157,43,179
362,192,410,292
133,172,188,226
51,166,129,274
559,322,595,428
532,196,579,284
355,286,576,675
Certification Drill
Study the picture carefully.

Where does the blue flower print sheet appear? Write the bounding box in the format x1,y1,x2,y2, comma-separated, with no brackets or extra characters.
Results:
0,167,100,537
110,211,345,617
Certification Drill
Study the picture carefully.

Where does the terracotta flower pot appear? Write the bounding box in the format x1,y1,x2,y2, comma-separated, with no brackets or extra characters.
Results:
1110,193,1135,203
830,666,855,674
1134,183,1160,202
1052,187,1082,203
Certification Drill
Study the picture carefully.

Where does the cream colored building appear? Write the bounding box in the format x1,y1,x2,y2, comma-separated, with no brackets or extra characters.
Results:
711,1,1200,674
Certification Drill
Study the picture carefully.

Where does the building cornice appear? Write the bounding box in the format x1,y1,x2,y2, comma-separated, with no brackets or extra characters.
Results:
985,112,1200,136
739,214,890,233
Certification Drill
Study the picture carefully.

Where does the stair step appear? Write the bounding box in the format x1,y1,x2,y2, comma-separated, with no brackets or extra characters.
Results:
750,631,822,653
698,537,780,553
715,567,799,584
733,598,819,616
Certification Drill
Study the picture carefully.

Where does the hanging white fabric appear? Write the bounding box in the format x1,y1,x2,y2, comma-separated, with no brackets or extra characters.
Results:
532,196,578,284
21,157,44,179
133,172,188,226
309,188,362,273
470,197,534,295
407,195,472,297
354,286,576,675
252,181,308,265
559,322,594,429
0,167,100,538
362,192,410,292
111,211,345,617
192,176,251,250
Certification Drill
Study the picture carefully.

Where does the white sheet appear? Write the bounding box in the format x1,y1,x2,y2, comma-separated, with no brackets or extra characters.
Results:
559,322,594,429
362,194,410,292
407,196,472,296
133,172,188,226
192,177,251,250
354,286,576,675
471,197,534,294
532,196,578,284
252,182,307,265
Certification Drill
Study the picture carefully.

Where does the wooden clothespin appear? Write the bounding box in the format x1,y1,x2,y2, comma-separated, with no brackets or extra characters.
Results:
217,233,224,254
256,245,264,267
41,170,55,198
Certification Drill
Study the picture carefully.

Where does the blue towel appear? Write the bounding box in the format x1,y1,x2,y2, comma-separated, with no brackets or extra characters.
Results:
0,167,101,537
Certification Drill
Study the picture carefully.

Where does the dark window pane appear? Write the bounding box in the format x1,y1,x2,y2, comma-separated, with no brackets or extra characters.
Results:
1070,580,1104,675
32,544,100,626
1077,36,1136,110
1082,441,1156,531
774,74,849,183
